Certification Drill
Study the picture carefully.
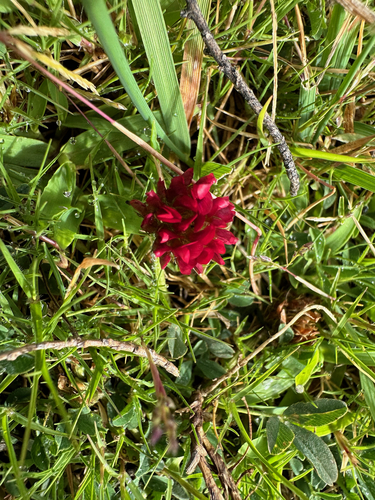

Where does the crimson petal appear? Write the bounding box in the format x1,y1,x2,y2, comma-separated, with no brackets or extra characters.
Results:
196,247,214,264
212,253,225,265
207,239,226,254
174,194,198,211
153,243,171,257
156,206,182,223
157,179,166,198
176,257,194,275
191,173,216,200
175,214,197,232
198,193,213,215
160,253,171,269
158,228,178,243
146,190,161,208
216,228,238,245
191,225,216,245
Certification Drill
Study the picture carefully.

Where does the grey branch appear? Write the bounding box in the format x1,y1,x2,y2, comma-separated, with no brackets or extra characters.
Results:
181,0,300,196
0,339,179,377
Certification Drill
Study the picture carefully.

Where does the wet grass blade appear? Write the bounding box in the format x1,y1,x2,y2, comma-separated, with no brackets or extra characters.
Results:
81,0,191,163
130,0,190,156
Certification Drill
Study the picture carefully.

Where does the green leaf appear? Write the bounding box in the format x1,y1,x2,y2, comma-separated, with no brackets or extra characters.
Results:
359,474,375,500
228,294,254,307
112,404,138,429
333,165,375,192
196,357,226,379
0,0,15,13
306,0,326,39
309,227,325,263
167,324,187,359
54,207,84,249
0,133,49,167
63,113,164,165
266,416,295,454
200,162,232,179
40,161,76,219
0,353,35,375
295,347,321,388
31,435,50,471
47,80,69,125
287,423,338,485
129,0,190,156
73,408,106,436
325,203,363,256
360,371,375,423
284,399,347,427
97,194,142,233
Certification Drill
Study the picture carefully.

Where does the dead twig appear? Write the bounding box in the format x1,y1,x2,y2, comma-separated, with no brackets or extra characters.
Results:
181,0,300,196
187,392,241,500
0,339,179,377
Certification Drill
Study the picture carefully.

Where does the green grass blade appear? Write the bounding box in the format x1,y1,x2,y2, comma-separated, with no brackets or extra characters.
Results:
130,0,190,156
81,0,191,163
313,35,375,142
333,165,375,192
0,239,32,299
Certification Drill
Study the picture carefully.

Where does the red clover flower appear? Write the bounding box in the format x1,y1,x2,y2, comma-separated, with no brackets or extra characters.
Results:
130,168,238,275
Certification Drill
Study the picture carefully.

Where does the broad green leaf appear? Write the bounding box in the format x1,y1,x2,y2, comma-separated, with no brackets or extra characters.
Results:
31,435,50,471
333,165,375,192
196,357,226,379
63,113,164,165
295,346,321,388
28,79,48,129
0,133,49,167
97,194,142,233
243,356,305,404
266,416,295,454
71,408,106,436
325,203,362,255
228,294,254,307
167,324,187,359
309,227,325,263
306,0,326,39
360,371,375,423
0,0,15,12
193,330,235,359
284,399,347,427
47,80,69,125
298,86,316,141
54,207,84,249
358,474,375,500
287,423,338,485
40,161,76,219
201,162,232,179
112,404,138,429
130,0,190,156
0,353,35,375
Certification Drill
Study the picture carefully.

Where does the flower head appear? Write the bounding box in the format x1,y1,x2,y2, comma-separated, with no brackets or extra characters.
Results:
130,169,238,275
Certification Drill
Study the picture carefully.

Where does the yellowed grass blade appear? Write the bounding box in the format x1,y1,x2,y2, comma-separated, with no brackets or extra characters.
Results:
11,37,98,95
180,0,211,127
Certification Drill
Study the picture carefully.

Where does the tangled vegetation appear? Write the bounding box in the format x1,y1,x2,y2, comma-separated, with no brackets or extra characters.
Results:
1,0,375,499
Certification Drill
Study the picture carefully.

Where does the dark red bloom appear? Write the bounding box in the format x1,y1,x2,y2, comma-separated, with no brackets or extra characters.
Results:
130,169,238,275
